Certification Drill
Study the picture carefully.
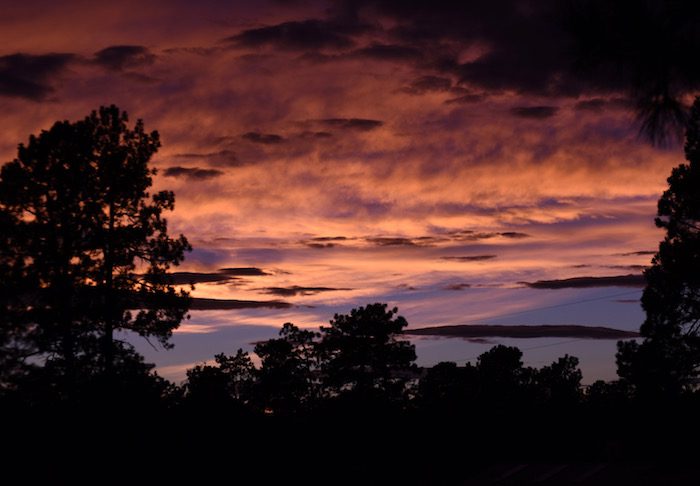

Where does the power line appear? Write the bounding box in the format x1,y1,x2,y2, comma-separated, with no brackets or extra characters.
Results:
451,289,641,327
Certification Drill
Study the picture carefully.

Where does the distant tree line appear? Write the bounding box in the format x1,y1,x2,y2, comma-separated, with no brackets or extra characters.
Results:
181,305,587,415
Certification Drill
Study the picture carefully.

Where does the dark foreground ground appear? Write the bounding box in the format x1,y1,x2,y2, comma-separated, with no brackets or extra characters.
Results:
5,397,699,485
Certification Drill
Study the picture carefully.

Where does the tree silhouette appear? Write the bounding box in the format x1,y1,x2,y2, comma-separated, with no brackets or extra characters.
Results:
185,349,255,410
533,354,583,405
417,361,477,413
617,97,700,396
475,344,528,407
0,106,190,393
254,323,319,414
317,303,417,402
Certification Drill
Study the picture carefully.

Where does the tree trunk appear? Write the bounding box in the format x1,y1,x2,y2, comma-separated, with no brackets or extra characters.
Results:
103,200,115,379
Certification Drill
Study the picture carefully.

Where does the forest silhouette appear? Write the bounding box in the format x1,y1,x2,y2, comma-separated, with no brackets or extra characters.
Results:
2,104,700,485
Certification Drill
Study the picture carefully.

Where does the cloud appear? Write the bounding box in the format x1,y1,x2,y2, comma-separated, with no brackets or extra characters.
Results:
605,264,648,271
163,166,224,180
190,297,291,310
365,236,442,247
574,98,606,112
619,250,655,256
310,236,349,242
444,283,471,291
93,45,156,71
303,235,353,249
457,51,573,96
359,1,662,100
441,255,497,262
219,267,271,276
147,267,271,285
523,274,645,289
574,97,630,112
299,131,333,139
261,286,351,297
510,106,559,119
157,272,234,285
242,131,285,144
361,0,699,122
500,232,530,239
444,93,485,104
396,283,418,291
185,248,232,268
401,75,452,95
448,230,530,241
0,53,75,100
306,243,337,249
172,150,239,167
430,5,580,97
225,19,356,51
316,118,383,131
361,231,527,248
352,43,423,62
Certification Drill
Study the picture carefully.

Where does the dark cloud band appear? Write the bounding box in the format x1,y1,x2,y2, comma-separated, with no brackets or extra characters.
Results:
225,19,357,51
407,324,639,339
163,166,224,180
441,255,497,262
510,106,559,119
261,286,351,297
523,274,645,289
242,132,285,144
0,53,75,100
94,45,155,71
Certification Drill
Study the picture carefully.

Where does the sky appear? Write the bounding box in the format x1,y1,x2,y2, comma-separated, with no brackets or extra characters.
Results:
1,0,696,382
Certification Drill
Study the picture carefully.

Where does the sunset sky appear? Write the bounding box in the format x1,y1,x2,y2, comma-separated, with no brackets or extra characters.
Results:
2,0,693,382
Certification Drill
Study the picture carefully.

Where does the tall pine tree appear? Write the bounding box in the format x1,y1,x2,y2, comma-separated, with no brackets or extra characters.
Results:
617,97,700,397
0,106,190,394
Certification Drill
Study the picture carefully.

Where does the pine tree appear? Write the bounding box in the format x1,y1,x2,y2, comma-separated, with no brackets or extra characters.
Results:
0,106,190,393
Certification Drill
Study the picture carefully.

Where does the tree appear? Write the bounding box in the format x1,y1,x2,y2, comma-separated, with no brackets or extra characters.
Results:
0,105,190,392
534,355,583,405
317,303,417,401
185,349,256,410
617,97,700,396
475,344,527,406
254,323,319,414
417,361,477,413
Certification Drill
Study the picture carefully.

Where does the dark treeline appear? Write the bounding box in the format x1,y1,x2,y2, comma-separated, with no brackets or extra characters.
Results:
3,104,700,484
3,302,699,484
